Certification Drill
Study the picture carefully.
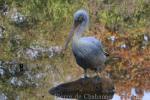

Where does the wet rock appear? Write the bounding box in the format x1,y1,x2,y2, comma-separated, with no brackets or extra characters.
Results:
0,93,8,100
49,76,115,100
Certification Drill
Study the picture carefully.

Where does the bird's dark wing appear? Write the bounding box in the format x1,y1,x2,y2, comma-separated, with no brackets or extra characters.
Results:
83,37,109,56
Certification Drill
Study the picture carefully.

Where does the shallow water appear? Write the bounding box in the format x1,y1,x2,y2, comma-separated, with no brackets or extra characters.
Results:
112,89,150,100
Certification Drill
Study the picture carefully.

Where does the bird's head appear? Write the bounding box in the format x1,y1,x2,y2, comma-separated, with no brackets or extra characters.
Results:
73,9,89,28
64,9,89,50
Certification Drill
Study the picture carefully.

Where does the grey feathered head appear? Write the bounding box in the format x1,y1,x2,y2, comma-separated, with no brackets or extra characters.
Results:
74,9,89,27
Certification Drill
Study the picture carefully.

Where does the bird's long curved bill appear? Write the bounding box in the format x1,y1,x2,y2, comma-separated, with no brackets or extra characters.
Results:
64,26,75,50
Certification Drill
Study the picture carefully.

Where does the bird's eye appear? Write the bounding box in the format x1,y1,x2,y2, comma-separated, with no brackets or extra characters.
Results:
78,16,84,23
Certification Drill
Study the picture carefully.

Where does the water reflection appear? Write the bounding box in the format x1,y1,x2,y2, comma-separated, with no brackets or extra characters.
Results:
112,88,150,100
49,76,115,100
53,90,150,100
50,83,150,100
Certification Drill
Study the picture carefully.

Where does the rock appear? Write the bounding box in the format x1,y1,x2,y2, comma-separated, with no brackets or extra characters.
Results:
47,46,62,58
15,96,20,100
6,61,27,76
49,76,115,100
0,93,8,100
9,71,39,88
144,34,148,42
120,43,127,49
10,77,24,87
108,36,116,43
142,34,149,49
0,64,9,78
0,60,27,77
35,72,46,79
24,45,62,60
0,26,5,42
0,1,9,16
0,67,5,76
10,8,26,24
0,60,40,88
22,71,39,87
25,48,42,60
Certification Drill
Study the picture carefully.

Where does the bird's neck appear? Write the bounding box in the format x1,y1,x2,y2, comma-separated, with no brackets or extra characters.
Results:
73,24,86,41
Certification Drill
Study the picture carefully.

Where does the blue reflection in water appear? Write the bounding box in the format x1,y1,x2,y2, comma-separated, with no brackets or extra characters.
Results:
112,88,150,100
142,91,150,100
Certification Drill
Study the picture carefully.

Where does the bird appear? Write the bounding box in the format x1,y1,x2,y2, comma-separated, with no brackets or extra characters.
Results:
64,9,108,78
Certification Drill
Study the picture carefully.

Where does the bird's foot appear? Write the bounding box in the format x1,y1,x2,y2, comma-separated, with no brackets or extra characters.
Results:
95,72,101,82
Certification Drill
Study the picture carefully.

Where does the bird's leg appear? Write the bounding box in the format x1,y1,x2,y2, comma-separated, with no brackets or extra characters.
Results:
96,67,101,80
96,72,101,77
84,69,88,79
96,67,100,77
